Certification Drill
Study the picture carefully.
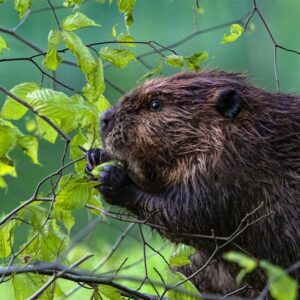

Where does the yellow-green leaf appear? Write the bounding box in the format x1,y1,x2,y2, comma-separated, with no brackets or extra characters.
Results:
184,51,208,71
62,30,95,74
224,251,257,283
43,47,62,71
1,82,40,120
14,0,31,19
166,54,185,68
61,12,101,31
99,47,135,68
63,0,82,7
117,33,135,47
221,23,244,44
167,271,202,300
0,220,15,259
260,261,298,300
0,35,9,55
48,29,63,48
17,135,40,165
36,117,59,143
169,244,196,267
112,24,118,38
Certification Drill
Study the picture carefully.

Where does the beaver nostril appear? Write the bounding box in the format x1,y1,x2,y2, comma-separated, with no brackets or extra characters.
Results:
101,108,116,134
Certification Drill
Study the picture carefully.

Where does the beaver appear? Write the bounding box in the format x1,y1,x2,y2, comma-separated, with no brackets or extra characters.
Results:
85,70,300,295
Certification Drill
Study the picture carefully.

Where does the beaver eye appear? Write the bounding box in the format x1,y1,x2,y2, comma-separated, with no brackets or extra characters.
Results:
149,100,162,112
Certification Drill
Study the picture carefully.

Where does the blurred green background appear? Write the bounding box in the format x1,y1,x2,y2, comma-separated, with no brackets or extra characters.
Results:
0,0,300,298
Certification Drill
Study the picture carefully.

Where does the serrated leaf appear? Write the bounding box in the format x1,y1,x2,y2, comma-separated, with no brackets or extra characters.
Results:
169,244,196,267
0,35,9,55
223,251,257,283
117,33,135,47
1,82,40,120
27,89,98,132
100,47,135,68
167,271,202,300
54,174,94,231
83,57,105,102
43,47,62,71
62,30,95,75
221,23,244,44
15,0,31,19
260,261,298,300
166,54,184,68
63,0,82,7
62,12,101,31
20,215,68,261
0,220,15,258
36,117,58,143
17,135,40,165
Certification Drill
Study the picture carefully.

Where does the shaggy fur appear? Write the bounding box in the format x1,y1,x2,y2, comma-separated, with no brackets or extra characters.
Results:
86,71,300,295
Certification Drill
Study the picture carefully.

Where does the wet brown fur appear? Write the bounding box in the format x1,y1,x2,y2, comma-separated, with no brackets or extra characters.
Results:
100,71,300,295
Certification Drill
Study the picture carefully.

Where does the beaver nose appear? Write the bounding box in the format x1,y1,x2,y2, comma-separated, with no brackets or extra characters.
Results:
101,108,115,134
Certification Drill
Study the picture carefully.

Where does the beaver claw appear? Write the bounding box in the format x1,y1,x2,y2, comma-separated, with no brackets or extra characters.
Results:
85,148,111,179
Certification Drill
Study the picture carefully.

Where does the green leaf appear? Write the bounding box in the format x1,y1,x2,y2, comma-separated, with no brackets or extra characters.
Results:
166,271,202,300
0,220,15,259
83,57,105,102
139,64,162,82
97,94,111,113
1,82,40,120
15,0,31,19
117,0,136,29
20,211,68,261
0,35,9,55
70,130,88,173
100,47,136,68
260,261,298,300
62,30,95,75
36,117,59,143
13,274,54,300
63,0,82,6
117,33,135,47
0,118,21,157
221,23,244,44
0,160,16,177
112,24,118,38
27,89,98,132
99,285,123,300
54,174,95,231
17,135,40,165
184,51,208,71
43,47,62,71
169,244,196,267
223,251,257,283
47,29,63,48
61,12,101,31
166,54,185,68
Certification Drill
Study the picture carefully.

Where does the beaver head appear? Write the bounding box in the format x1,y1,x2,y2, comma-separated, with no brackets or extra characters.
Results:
100,71,265,190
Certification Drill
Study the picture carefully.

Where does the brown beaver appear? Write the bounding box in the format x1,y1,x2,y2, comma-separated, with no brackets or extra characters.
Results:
85,70,300,296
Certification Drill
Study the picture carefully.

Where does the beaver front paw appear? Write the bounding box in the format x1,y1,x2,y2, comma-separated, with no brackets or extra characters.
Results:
98,164,136,205
85,148,111,179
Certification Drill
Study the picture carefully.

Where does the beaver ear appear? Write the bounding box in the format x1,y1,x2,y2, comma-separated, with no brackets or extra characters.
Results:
214,89,243,118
